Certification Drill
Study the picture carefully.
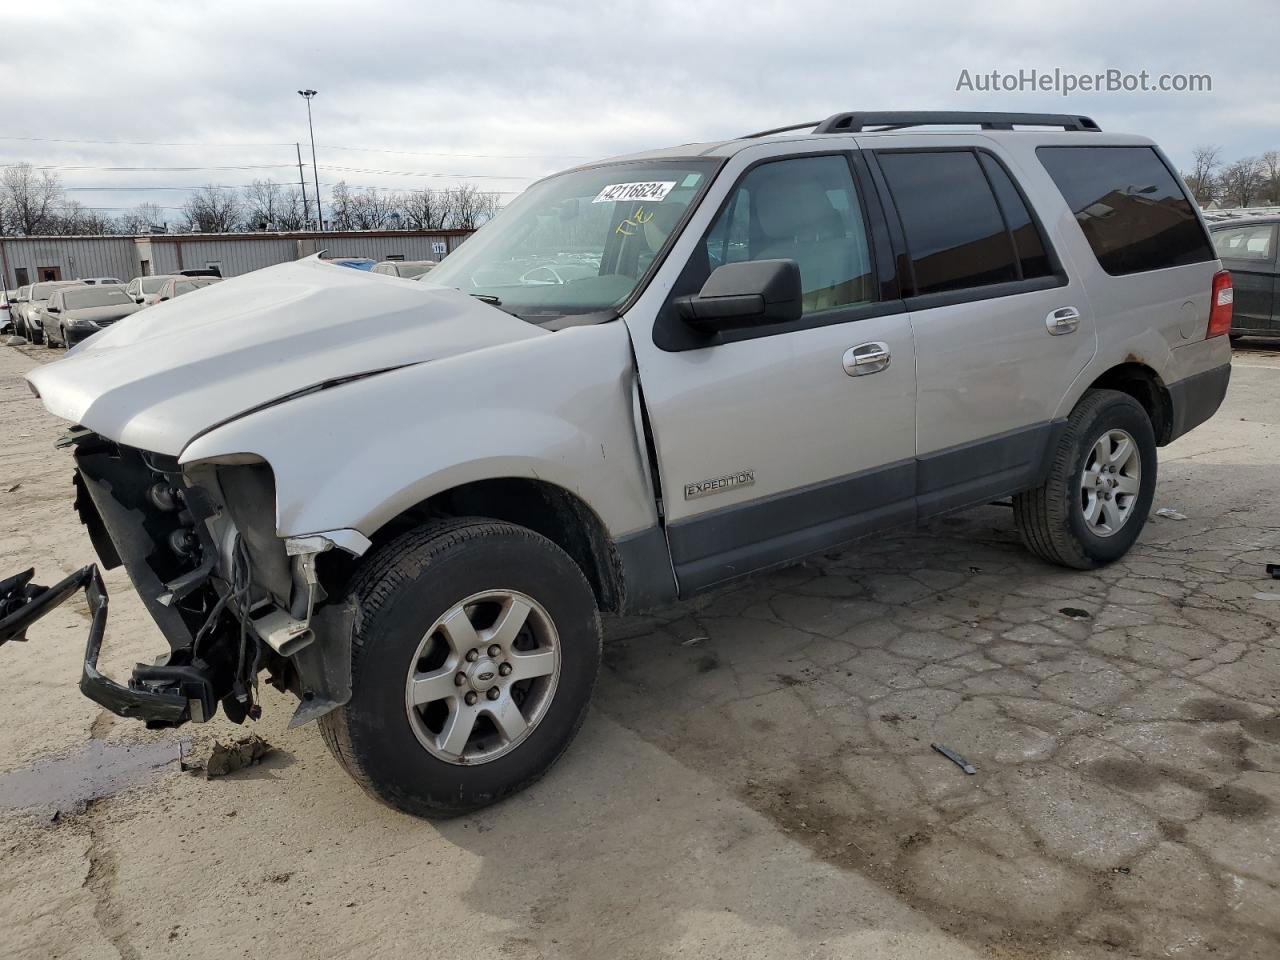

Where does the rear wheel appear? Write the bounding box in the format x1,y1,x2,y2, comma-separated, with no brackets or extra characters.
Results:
1014,389,1157,569
319,518,601,818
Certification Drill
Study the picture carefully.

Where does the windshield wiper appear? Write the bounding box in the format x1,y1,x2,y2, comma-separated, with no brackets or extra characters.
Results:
469,293,502,305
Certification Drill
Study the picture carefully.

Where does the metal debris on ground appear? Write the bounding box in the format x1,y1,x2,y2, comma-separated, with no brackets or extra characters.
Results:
930,742,977,775
1154,507,1188,521
1266,563,1280,580
681,636,709,646
1253,592,1280,602
4,336,25,347
186,734,273,779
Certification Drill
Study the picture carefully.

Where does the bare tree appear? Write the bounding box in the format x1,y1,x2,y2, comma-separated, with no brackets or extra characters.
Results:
1217,157,1263,209
50,200,112,235
1260,150,1280,206
1183,145,1221,205
397,187,453,230
180,185,243,233
113,201,168,234
447,183,499,229
2,163,63,234
242,179,297,230
348,187,398,229
327,181,355,230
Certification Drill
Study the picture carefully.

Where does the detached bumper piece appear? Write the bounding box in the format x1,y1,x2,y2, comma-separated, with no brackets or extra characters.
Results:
0,564,217,728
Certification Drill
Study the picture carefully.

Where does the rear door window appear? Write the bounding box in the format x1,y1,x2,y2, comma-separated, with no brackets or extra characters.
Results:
877,150,1024,295
1037,146,1213,276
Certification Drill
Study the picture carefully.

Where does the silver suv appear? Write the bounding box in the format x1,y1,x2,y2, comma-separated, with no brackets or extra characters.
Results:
5,112,1233,818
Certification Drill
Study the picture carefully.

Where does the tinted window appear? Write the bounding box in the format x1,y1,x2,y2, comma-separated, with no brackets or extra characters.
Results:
978,153,1052,279
702,154,876,314
1212,223,1275,262
878,151,1019,295
1038,146,1213,276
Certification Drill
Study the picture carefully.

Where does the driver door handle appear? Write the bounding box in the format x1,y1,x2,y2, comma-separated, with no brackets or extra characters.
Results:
1045,306,1081,336
843,341,891,376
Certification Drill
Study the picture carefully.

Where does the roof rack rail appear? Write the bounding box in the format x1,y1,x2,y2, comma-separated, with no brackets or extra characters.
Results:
742,120,823,138
812,111,1101,133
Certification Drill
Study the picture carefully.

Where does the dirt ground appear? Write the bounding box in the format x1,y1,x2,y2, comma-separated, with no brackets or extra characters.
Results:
1,339,1277,960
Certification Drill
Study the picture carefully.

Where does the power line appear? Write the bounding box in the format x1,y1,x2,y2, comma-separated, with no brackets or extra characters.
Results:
319,164,535,180
0,133,594,161
5,163,298,172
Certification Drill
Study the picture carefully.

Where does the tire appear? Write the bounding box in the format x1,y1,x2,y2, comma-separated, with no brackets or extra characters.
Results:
61,326,72,349
319,518,601,818
1013,389,1157,570
43,325,57,349
28,320,43,345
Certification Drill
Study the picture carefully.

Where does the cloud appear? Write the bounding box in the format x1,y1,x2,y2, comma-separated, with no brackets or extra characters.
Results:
0,0,1275,214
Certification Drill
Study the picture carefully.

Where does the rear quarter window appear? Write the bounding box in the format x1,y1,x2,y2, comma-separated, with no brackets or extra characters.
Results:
1037,145,1213,276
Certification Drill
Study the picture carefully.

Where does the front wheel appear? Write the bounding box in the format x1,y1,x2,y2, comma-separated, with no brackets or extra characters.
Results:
1014,389,1157,569
319,518,602,818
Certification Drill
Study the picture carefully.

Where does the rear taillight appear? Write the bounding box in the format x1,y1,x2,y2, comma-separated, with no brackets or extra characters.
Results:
1207,269,1233,338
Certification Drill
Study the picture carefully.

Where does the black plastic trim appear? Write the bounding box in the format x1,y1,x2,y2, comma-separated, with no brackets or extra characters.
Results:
667,460,916,594
917,420,1065,519
1167,363,1231,442
814,111,1100,134
613,526,679,613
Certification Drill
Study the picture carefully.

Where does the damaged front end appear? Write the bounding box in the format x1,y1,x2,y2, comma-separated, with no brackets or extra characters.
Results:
0,429,356,729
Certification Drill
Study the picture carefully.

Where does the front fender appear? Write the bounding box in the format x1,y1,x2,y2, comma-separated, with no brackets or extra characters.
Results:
180,321,657,542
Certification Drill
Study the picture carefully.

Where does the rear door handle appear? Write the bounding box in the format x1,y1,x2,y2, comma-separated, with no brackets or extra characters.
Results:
1045,306,1081,336
843,341,891,376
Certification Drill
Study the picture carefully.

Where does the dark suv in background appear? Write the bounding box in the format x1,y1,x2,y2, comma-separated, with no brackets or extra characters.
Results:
1210,216,1278,340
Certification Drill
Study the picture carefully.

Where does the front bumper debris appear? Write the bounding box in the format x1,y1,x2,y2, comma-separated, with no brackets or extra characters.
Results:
0,564,217,727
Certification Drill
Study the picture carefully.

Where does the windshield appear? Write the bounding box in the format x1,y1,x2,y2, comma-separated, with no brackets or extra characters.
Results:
32,282,73,300
141,277,169,293
424,159,717,319
64,288,133,309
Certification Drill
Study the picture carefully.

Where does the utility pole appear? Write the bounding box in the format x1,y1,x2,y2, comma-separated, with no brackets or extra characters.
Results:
295,142,311,228
298,89,322,230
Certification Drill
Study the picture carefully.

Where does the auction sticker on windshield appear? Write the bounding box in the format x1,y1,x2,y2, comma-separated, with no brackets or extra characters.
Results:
592,181,677,204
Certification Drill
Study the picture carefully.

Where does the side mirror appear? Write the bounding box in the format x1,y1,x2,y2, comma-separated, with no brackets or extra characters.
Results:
158,296,169,302
674,259,802,333
135,297,144,304
47,306,60,314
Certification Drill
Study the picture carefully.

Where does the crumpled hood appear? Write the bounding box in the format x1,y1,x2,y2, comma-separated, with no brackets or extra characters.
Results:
27,257,544,455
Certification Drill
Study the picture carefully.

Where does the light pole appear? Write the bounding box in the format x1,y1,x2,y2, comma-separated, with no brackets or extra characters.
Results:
297,89,322,230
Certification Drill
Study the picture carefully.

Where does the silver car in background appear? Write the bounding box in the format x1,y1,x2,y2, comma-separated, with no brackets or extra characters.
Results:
14,280,84,344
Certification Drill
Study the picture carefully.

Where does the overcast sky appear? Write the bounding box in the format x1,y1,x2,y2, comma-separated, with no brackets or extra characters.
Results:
2,0,1276,219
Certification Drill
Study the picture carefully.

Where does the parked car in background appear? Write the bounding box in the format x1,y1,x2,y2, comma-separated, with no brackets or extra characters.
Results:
371,260,436,279
1,291,12,335
153,275,222,302
9,286,33,339
1209,216,1278,340
124,275,182,307
15,280,84,344
38,285,143,348
77,277,124,285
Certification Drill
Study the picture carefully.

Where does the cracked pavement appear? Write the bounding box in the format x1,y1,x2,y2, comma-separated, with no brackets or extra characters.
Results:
1,341,1278,959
